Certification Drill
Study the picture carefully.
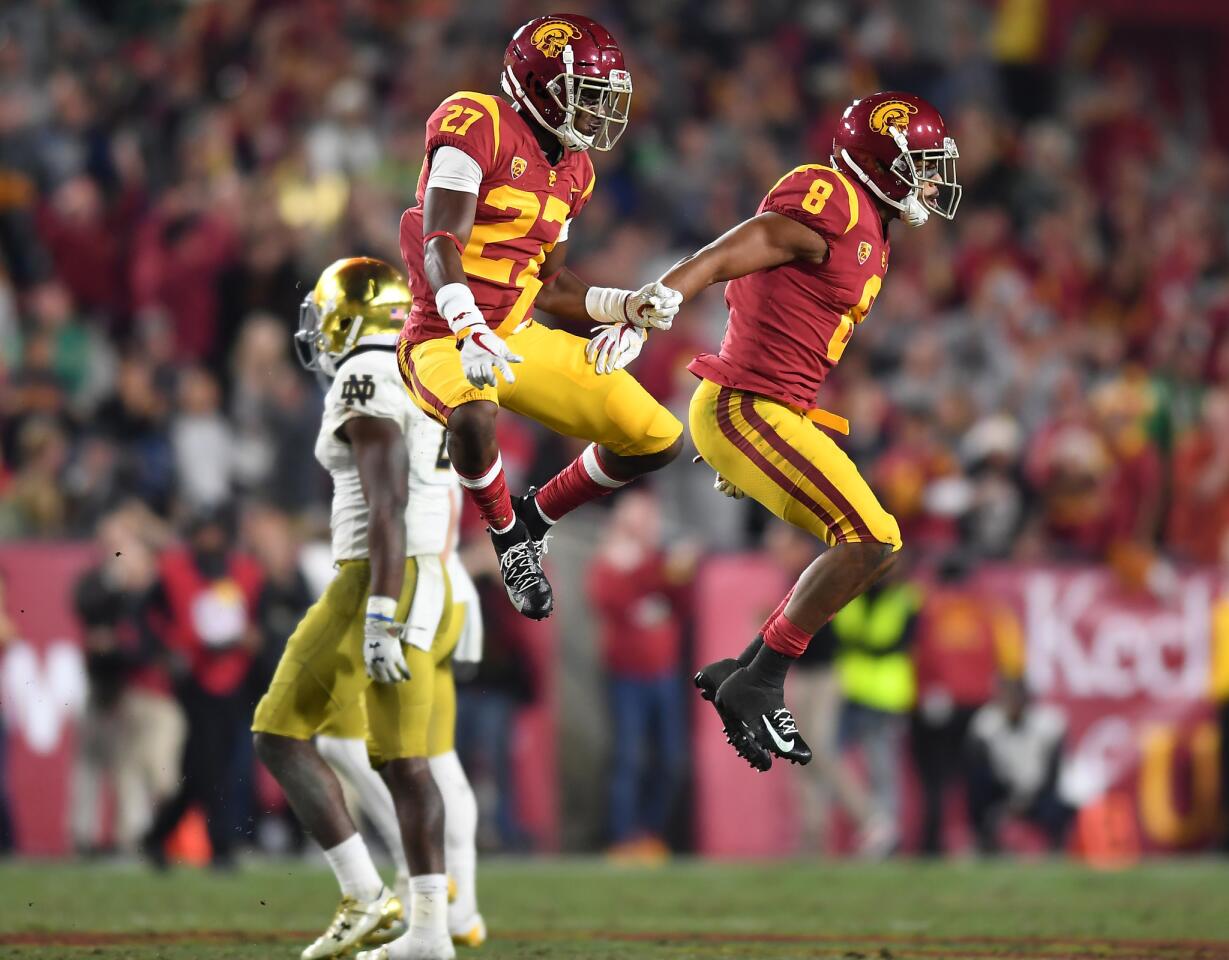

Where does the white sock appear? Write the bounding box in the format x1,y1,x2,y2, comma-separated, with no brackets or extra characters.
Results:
429,751,479,925
321,832,384,902
409,873,449,942
317,735,409,879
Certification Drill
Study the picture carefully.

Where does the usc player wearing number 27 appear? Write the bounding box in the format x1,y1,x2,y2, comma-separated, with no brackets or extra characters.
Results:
398,14,683,621
646,92,962,771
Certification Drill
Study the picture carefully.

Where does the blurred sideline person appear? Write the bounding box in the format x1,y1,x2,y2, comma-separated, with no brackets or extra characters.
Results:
831,557,921,857
966,676,1074,854
650,91,962,770
251,259,460,960
909,552,1013,856
142,505,262,869
71,508,185,855
398,14,684,622
586,491,693,857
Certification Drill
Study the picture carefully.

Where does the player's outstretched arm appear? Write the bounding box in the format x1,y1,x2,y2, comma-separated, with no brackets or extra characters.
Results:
347,415,412,682
658,211,828,303
537,240,681,333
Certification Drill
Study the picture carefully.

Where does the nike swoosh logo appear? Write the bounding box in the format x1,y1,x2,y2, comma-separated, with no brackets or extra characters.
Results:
762,715,795,752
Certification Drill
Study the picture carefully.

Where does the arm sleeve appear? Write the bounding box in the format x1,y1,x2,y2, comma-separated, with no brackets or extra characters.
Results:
426,146,483,195
761,166,858,243
424,93,502,178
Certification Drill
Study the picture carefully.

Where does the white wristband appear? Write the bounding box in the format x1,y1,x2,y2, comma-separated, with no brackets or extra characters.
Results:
435,282,484,335
585,286,629,325
366,595,398,622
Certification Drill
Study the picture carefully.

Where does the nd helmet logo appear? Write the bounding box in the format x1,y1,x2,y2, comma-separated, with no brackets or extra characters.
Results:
530,19,582,57
869,100,918,137
510,156,527,179
857,241,872,265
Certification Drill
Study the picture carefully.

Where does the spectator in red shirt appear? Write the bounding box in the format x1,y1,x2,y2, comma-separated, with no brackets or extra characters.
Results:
586,491,694,858
130,186,238,364
1168,389,1229,566
910,552,1016,856
142,506,262,869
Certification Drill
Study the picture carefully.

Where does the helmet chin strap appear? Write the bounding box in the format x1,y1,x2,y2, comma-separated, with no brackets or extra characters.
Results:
838,148,928,227
901,193,930,227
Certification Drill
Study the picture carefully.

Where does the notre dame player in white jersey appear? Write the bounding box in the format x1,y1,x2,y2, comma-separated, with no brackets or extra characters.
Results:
252,258,479,960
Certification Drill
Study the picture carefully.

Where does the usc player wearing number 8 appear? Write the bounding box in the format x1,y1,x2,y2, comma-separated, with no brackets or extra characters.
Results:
644,91,961,772
398,14,683,620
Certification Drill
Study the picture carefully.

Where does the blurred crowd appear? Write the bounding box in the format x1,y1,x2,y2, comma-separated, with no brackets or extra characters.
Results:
2,0,1229,566
1,0,1228,857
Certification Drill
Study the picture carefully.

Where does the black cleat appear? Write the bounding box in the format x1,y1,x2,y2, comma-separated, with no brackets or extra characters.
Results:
490,520,554,620
713,667,812,772
512,486,553,546
694,658,741,702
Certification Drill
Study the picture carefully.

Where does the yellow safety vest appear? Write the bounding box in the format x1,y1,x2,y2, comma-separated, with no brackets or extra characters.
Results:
833,583,921,713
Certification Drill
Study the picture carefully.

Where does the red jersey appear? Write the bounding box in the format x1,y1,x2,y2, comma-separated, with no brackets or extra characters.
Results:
400,91,596,344
689,163,890,409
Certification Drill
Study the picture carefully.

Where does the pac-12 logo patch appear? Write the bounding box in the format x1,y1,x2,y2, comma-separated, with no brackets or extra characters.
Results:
510,156,527,179
857,241,872,265
341,374,376,406
530,19,581,57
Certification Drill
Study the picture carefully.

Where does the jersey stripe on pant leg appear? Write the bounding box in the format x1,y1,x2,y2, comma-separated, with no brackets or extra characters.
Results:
399,340,453,425
736,393,873,543
715,386,845,544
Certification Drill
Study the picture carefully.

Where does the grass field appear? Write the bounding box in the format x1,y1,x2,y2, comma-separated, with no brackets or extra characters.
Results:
1,858,1227,959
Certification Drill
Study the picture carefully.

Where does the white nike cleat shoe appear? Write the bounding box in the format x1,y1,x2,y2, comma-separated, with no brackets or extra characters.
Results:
450,912,487,948
356,931,456,960
301,886,403,959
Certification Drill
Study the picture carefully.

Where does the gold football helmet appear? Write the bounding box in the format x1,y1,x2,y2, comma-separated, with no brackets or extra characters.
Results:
295,257,411,378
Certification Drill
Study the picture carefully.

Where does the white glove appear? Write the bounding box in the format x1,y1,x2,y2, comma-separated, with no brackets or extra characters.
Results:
586,282,682,331
692,454,745,499
459,325,522,388
585,322,646,375
363,597,411,683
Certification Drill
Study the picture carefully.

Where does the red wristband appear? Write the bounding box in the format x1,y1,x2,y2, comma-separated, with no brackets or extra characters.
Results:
424,230,465,258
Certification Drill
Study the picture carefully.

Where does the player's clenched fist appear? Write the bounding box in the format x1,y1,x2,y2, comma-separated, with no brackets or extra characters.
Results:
586,281,682,331
363,596,411,683
586,322,646,375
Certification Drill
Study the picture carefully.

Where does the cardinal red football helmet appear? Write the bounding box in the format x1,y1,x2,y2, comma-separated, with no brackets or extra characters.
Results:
501,14,631,152
833,91,961,225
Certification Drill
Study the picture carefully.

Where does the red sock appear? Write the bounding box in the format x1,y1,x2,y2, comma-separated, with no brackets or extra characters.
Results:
455,454,515,532
759,588,796,636
763,612,811,658
536,444,626,523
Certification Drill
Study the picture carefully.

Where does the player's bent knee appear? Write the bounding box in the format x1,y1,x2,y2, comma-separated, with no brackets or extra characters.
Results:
446,400,497,447
253,730,306,769
609,405,683,458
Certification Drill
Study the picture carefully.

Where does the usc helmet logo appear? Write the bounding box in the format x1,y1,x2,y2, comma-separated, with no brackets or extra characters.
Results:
531,19,582,57
869,100,917,137
510,156,527,179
